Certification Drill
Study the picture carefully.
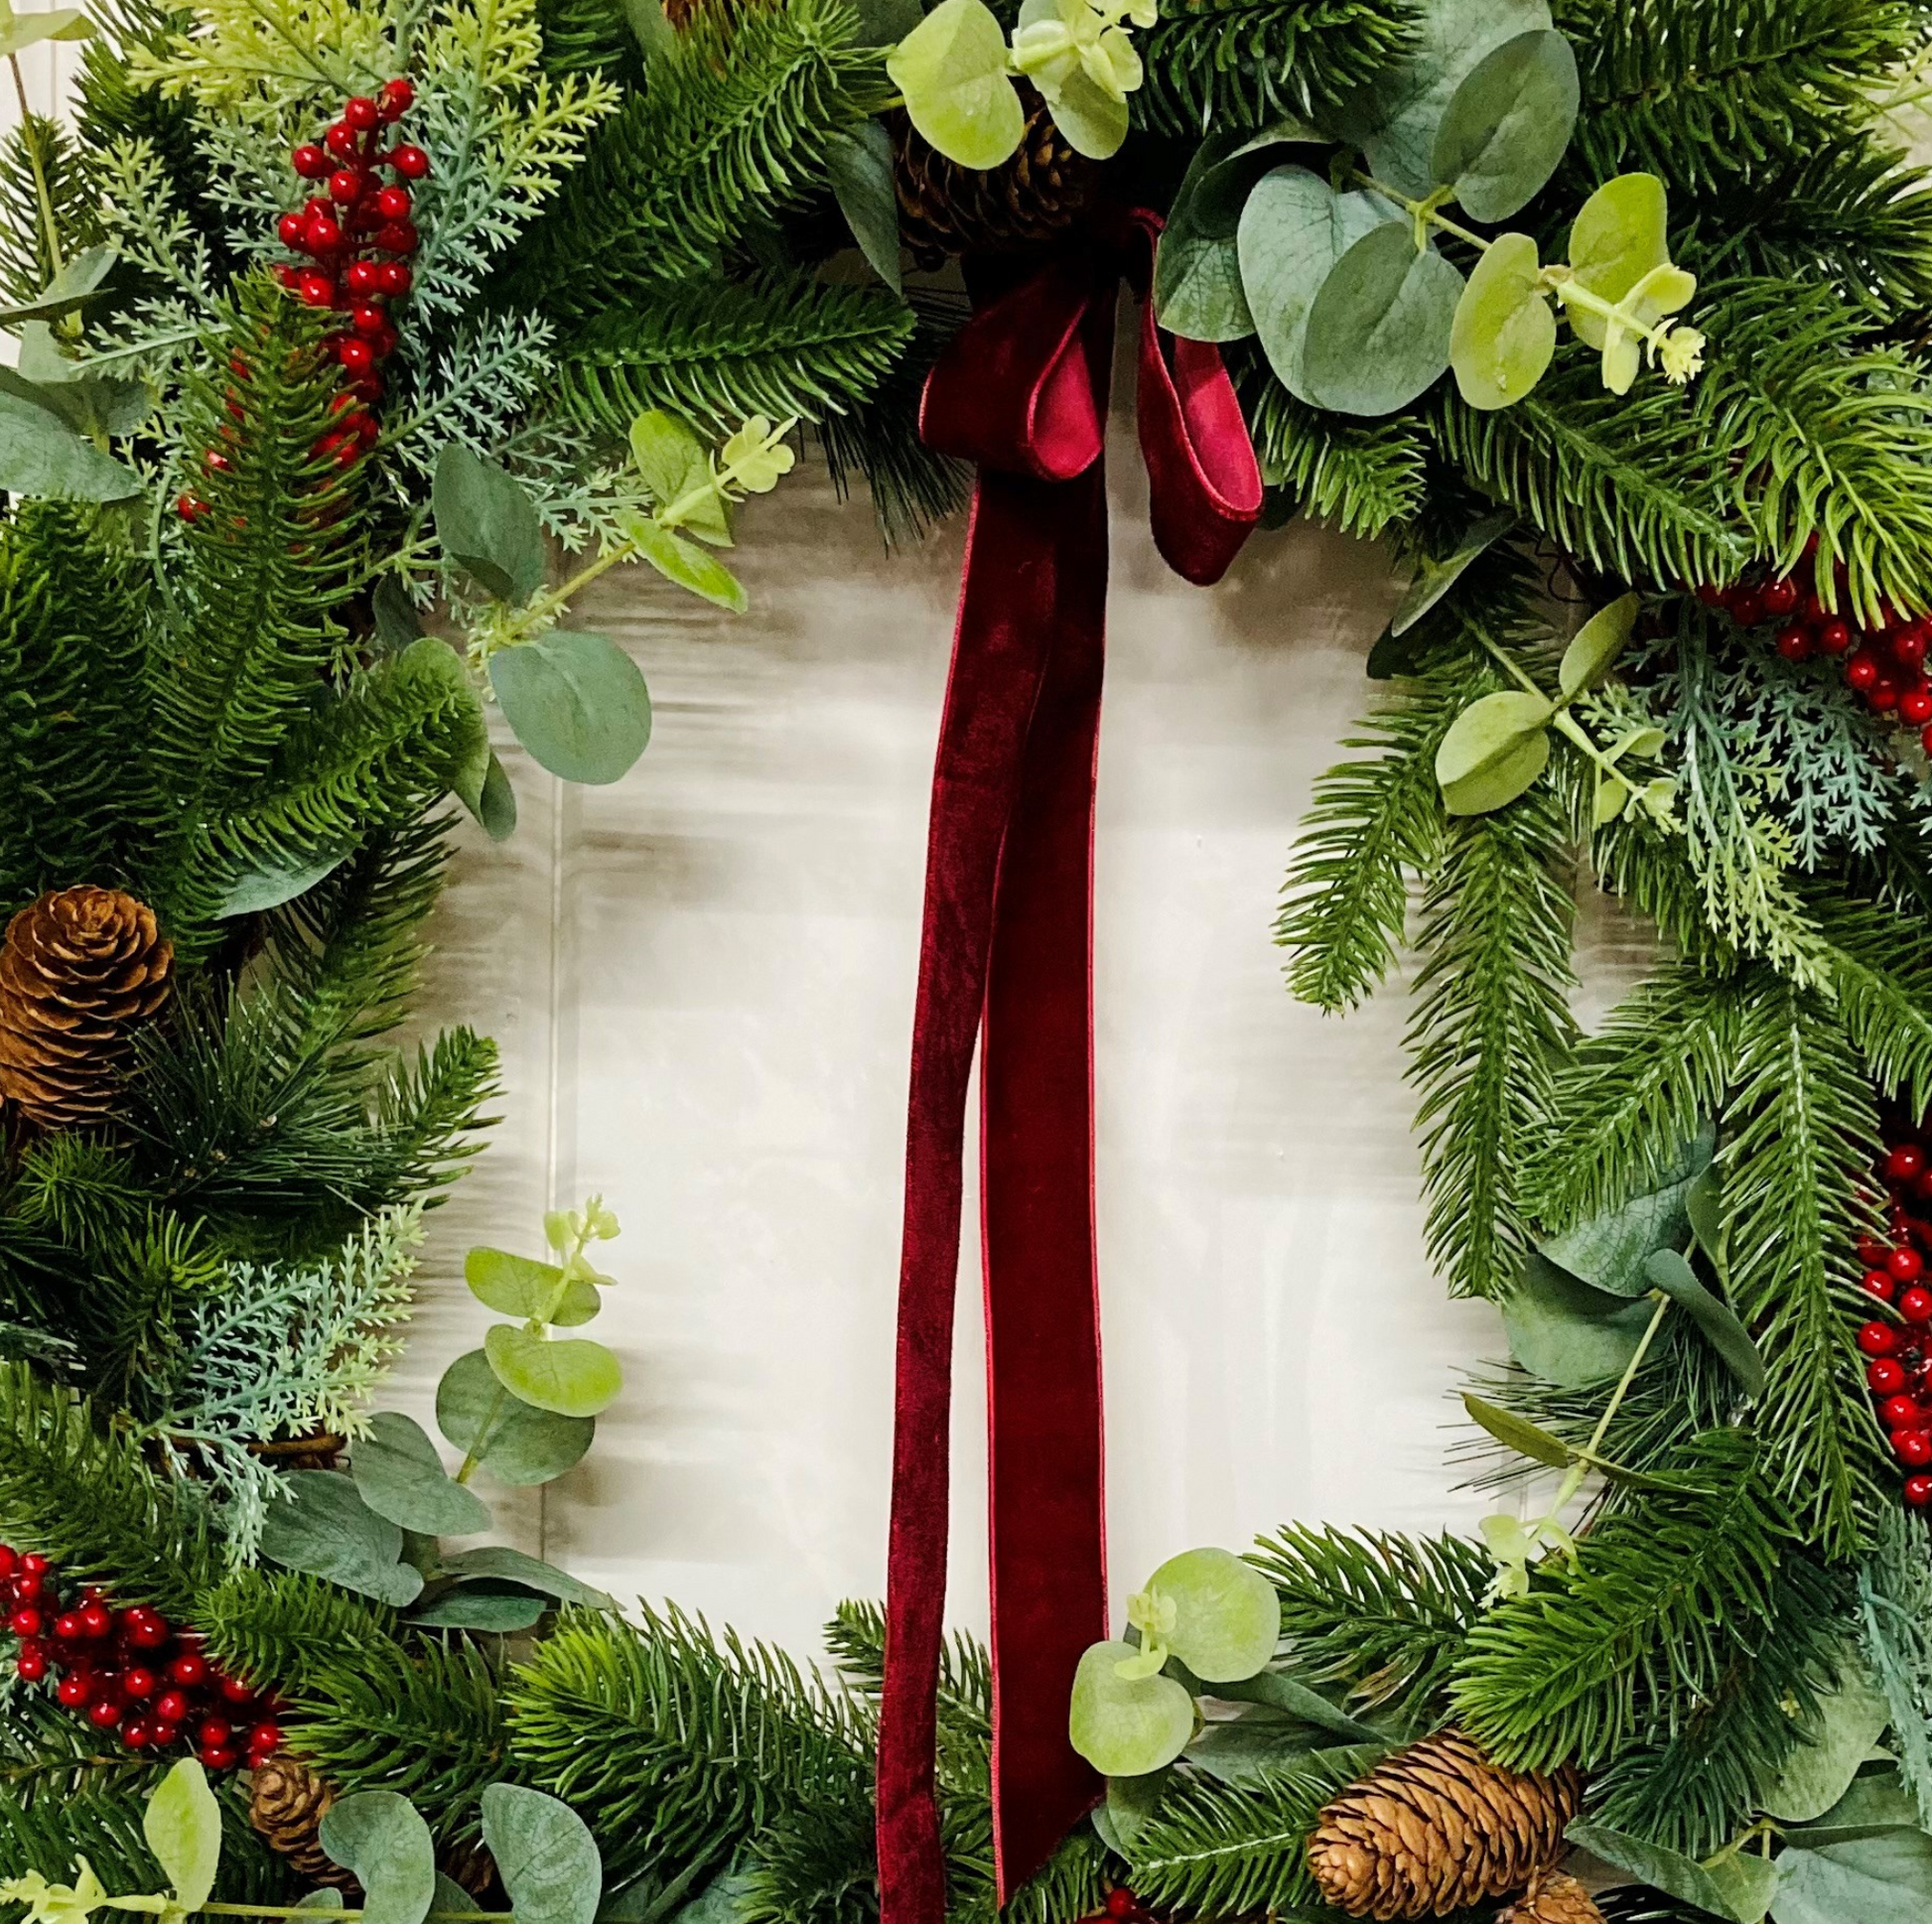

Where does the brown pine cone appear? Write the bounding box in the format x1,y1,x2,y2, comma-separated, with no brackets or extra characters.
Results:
1497,1872,1606,1924
1306,1728,1584,1920
0,887,172,1131
891,86,1099,265
440,1834,502,1905
249,1757,355,1889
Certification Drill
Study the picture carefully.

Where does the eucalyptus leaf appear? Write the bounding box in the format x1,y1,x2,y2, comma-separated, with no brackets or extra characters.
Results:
217,845,351,918
258,1470,424,1606
144,1760,222,1914
1460,1392,1572,1467
1192,1666,1384,1742
1770,1831,1932,1924
1103,1769,1171,1850
1783,1769,1922,1846
433,444,546,605
408,1584,548,1631
1434,688,1554,810
1184,1716,1324,1784
0,383,142,500
1156,126,1277,343
484,1323,623,1419
489,630,652,786
1704,1853,1777,1924
1449,230,1554,411
618,0,677,58
1762,1655,1894,1824
1389,511,1514,637
1642,1249,1764,1398
371,574,422,654
481,1785,603,1924
1035,62,1129,161
1566,1821,1750,1922
1237,166,1384,402
1068,1642,1195,1776
1558,592,1640,698
1144,1546,1279,1683
1686,1162,1724,1270
0,2,92,58
1430,29,1578,221
1538,1123,1714,1296
668,1871,759,1924
350,1411,492,1537
825,123,902,296
466,1247,601,1326
436,1348,595,1486
441,1545,619,1609
319,1793,437,1924
0,243,116,327
1566,171,1669,350
628,515,749,611
1502,1251,1656,1387
1303,221,1463,417
395,633,490,823
478,753,518,841
885,0,1026,171
1442,721,1549,815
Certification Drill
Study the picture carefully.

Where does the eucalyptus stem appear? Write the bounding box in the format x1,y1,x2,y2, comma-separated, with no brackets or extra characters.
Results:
201,1907,509,1921
9,55,65,278
1478,634,1643,806
1587,1291,1673,1457
1350,170,1490,252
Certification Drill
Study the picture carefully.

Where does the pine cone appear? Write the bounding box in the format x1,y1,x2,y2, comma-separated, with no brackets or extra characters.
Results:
1306,1729,1584,1920
1497,1873,1606,1924
891,87,1099,264
0,887,172,1132
440,1834,502,1905
249,1758,355,1889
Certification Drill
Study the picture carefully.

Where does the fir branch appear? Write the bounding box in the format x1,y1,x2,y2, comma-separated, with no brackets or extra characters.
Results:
1407,784,1578,1300
535,0,644,84
1858,1505,1932,1830
505,1603,872,1888
1248,1526,1492,1724
1720,971,1888,1558
553,274,916,435
1815,894,1932,1124
1234,346,1428,540
0,115,104,304
197,1568,403,1701
0,1685,163,1809
1135,0,1419,138
0,1362,222,1618
1449,1432,1791,1773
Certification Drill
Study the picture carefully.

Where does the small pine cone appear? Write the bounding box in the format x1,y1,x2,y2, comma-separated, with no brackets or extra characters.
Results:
1306,1728,1584,1920
1497,1872,1606,1924
0,887,172,1131
440,1834,502,1905
249,1758,355,1889
890,87,1099,264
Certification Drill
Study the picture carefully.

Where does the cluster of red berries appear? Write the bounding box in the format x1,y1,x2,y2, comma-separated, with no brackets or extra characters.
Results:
1854,1137,1932,1506
1698,547,1932,752
1,1545,282,1770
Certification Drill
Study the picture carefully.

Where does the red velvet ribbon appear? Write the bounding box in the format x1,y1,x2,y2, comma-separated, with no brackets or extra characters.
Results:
877,209,1262,1924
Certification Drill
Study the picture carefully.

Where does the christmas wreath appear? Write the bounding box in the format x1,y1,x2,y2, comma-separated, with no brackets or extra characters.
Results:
4,1,1932,1923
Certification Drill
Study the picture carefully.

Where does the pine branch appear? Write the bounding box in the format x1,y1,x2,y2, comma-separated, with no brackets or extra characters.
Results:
1523,964,1742,1233
534,0,644,85
0,1688,164,1810
0,1362,222,1618
197,1569,404,1700
1449,1431,1791,1772
1135,0,1419,138
1407,783,1579,1300
505,1603,871,1888
554,273,916,435
502,0,891,317
1720,971,1888,1558
1815,894,1932,1123
1585,1555,1850,1856
1858,1506,1932,1830
1125,1745,1388,1917
1248,1526,1492,1725
1234,348,1427,539
0,114,105,304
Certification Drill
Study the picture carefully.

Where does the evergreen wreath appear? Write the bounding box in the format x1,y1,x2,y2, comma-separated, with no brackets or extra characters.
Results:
2,0,1932,1921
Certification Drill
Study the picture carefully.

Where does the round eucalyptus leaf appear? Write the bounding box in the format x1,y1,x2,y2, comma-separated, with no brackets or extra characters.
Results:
440,1545,618,1609
1042,66,1130,161
258,1470,424,1606
1566,171,1669,349
883,0,1026,170
465,1246,601,1326
1236,166,1385,403
349,1411,492,1537
1502,1252,1654,1387
1067,1642,1196,1776
1773,1832,1932,1924
484,1323,623,1419
1449,231,1554,411
1303,223,1462,417
319,1793,437,1924
408,1583,548,1632
436,1348,595,1486
1144,1548,1279,1683
489,630,651,786
481,1785,603,1924
1761,1655,1892,1824
1431,29,1579,221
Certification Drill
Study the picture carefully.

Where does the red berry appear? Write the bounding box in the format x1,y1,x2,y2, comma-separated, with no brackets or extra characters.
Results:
87,1696,123,1729
1728,589,1762,627
1902,1287,1932,1324
199,1717,233,1747
344,94,379,130
7,1607,41,1638
53,1610,84,1641
1872,1357,1909,1393
345,259,381,296
1816,619,1855,656
1865,1269,1897,1300
218,1674,255,1705
15,1648,46,1682
1862,1319,1901,1355
1903,685,1932,727
122,1718,153,1750
1889,1145,1928,1182
298,272,337,308
390,143,430,179
1775,624,1812,662
373,184,411,219
77,1602,111,1638
201,1745,240,1772
1890,1246,1925,1283
379,76,414,117
277,212,307,248
377,260,412,296
338,337,376,376
292,143,331,178
349,372,384,404
1895,1430,1932,1466
1106,1891,1141,1921
371,320,399,358
154,1689,189,1724
1908,1474,1932,1507
0,1549,17,1580
177,491,208,521
122,1667,157,1699
169,1652,207,1687
1847,648,1881,687
325,125,360,163
1898,627,1929,669
1881,1393,1921,1427
374,219,418,255
57,1672,92,1707
1871,676,1900,712
23,1555,51,1577
1695,583,1725,606
1760,578,1799,618
350,302,386,339
329,167,364,205
247,1720,283,1754
125,1610,169,1649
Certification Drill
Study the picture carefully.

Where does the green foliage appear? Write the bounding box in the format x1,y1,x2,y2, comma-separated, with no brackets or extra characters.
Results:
535,0,645,85
1135,0,1420,138
0,1363,221,1619
0,503,156,911
0,1688,165,1811
291,1638,507,1842
0,115,105,306
1407,781,1578,1300
1719,973,1887,1559
1818,895,1932,1128
504,0,892,318
196,1569,403,1701
505,1604,871,1888
1585,1555,1850,1855
1859,1507,1932,1830
1247,1525,1492,1724
555,275,916,436
1236,352,1429,539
